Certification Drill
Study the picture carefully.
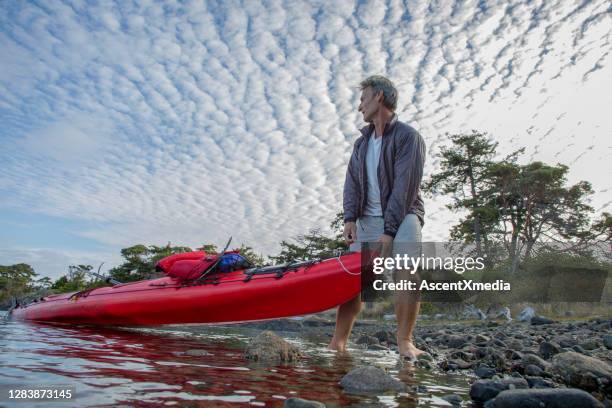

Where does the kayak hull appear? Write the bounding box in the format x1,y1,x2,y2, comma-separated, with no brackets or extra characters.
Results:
12,253,362,326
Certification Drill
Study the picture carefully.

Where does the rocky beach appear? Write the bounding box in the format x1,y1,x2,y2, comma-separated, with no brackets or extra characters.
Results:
200,308,612,408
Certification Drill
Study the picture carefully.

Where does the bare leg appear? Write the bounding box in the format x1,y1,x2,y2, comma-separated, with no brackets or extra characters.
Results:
394,269,424,359
328,294,363,351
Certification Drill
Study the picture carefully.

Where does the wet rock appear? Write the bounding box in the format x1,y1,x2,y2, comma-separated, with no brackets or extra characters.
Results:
244,331,301,363
604,335,612,350
340,366,406,394
475,365,497,379
469,377,529,402
441,393,462,406
531,315,556,325
483,388,604,408
356,334,379,346
284,397,326,408
539,341,561,360
367,344,389,351
439,358,473,370
517,307,536,322
551,351,612,394
413,352,434,369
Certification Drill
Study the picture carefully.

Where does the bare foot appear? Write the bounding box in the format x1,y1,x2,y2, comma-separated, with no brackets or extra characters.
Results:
398,340,425,360
327,340,347,352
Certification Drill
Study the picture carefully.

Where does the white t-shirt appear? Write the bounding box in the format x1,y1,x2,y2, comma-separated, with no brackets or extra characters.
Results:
363,135,383,216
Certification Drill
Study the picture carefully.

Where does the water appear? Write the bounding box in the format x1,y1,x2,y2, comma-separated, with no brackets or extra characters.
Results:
0,312,472,407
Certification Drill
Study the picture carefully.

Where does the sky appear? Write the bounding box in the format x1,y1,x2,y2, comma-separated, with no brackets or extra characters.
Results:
0,0,610,280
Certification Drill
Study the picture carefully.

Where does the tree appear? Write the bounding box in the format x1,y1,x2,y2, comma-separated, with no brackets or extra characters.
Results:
423,131,503,258
0,263,38,305
483,161,595,272
270,214,347,263
108,243,193,282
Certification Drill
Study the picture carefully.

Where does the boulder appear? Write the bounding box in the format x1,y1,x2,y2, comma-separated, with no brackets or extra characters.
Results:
469,378,529,402
244,331,301,363
475,365,497,379
604,335,612,350
551,351,612,394
463,304,487,320
531,315,556,325
517,307,536,322
483,388,603,408
340,366,406,394
539,341,562,360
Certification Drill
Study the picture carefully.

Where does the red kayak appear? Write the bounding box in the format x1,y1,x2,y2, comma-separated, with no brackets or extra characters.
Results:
12,251,362,326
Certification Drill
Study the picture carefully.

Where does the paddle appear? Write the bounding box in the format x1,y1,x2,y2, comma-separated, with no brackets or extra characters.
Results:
195,236,233,282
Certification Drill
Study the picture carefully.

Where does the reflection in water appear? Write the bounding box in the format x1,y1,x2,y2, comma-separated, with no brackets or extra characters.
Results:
0,316,471,407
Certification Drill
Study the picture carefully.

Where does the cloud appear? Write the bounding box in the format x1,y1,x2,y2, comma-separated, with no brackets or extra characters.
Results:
0,0,610,276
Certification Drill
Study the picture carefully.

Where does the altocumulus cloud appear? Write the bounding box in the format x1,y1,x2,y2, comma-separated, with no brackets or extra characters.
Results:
0,0,610,278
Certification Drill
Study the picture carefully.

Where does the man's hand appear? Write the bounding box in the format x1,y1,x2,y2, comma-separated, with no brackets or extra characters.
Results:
343,222,357,245
378,234,394,257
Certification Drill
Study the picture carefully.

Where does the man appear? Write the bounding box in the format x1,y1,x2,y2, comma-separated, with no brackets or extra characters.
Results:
328,75,426,359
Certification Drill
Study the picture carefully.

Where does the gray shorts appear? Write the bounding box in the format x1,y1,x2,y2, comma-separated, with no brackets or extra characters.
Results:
349,214,422,257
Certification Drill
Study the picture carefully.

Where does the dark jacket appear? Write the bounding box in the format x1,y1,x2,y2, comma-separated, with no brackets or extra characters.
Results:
343,115,426,237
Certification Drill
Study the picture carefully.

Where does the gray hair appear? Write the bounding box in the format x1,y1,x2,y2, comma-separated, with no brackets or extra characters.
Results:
359,75,398,112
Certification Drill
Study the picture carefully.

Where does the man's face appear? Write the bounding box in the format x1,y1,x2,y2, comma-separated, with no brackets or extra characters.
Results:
358,86,382,123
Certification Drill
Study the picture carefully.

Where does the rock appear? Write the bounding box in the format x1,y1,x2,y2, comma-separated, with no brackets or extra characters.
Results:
356,334,379,346
572,344,588,354
476,334,491,343
463,304,487,320
487,306,512,321
244,331,301,363
539,341,561,360
551,351,612,393
517,307,536,322
441,393,462,406
475,365,497,379
284,397,326,408
414,352,434,369
558,337,577,348
580,340,600,351
340,366,406,394
483,388,604,408
367,344,389,351
439,358,473,370
604,335,612,350
491,338,508,348
302,316,334,327
521,354,551,371
531,315,556,325
443,334,468,348
469,378,529,402
185,349,211,356
524,364,544,376
525,376,556,388
372,330,394,344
